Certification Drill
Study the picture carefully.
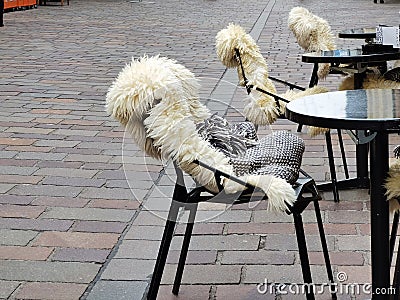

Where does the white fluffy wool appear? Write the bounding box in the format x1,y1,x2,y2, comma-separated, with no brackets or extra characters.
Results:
339,73,400,90
288,7,336,80
216,23,329,130
106,55,297,212
386,159,400,213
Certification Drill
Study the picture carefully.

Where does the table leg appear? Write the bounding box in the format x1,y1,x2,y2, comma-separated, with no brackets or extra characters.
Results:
370,131,390,299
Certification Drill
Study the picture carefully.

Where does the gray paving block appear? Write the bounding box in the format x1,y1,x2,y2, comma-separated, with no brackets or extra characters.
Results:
0,229,38,246
86,280,147,300
263,234,335,252
0,218,73,231
125,225,165,241
114,240,160,259
244,265,329,284
161,264,241,284
0,280,20,299
0,261,100,283
41,207,135,222
101,259,155,281
79,187,134,200
9,185,82,198
171,235,260,251
221,250,295,265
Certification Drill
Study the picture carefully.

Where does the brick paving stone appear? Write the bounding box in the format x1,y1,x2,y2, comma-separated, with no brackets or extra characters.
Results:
0,261,100,283
326,211,370,224
166,250,217,265
132,211,168,226
31,196,89,208
0,246,53,261
33,167,97,178
86,280,147,300
0,229,38,246
42,176,106,187
33,140,80,147
51,248,111,263
161,265,241,285
114,240,161,259
0,175,43,185
221,250,295,265
0,218,73,231
87,199,140,209
9,185,82,198
0,166,38,176
15,282,87,300
308,251,364,266
0,138,35,146
125,225,165,240
263,234,335,252
226,222,294,235
304,223,357,235
216,285,277,300
41,207,135,222
80,187,134,200
170,235,260,251
175,223,224,235
0,280,20,299
243,265,329,284
0,158,38,167
32,231,119,249
101,259,155,281
0,184,14,194
73,220,127,233
0,195,34,205
337,236,370,251
0,204,45,218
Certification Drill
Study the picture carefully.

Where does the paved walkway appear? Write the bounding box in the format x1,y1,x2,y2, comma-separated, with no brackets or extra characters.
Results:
0,0,400,299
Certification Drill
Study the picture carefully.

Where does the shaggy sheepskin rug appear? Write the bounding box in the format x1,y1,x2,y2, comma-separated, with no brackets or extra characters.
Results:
215,23,329,136
288,7,336,80
106,55,302,213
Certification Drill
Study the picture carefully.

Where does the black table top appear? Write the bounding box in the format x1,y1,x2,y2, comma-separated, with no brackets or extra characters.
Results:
285,89,400,131
302,48,400,64
338,28,376,39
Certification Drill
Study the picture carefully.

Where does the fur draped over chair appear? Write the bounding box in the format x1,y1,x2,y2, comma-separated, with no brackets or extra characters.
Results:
106,55,301,212
386,146,400,212
215,23,328,129
288,6,336,80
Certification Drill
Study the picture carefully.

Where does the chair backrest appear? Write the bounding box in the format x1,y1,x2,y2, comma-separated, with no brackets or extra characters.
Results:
288,7,336,79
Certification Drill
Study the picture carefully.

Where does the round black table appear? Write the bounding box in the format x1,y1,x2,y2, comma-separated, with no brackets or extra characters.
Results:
286,89,400,300
338,28,376,40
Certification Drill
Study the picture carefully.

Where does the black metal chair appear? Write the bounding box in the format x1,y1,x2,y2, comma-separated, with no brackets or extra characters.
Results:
146,161,336,300
105,55,336,300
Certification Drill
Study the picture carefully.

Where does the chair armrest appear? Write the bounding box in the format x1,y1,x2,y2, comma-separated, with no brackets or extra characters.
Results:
193,159,256,192
246,84,290,104
268,76,306,91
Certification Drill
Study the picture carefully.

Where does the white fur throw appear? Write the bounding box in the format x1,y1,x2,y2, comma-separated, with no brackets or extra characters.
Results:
386,158,400,212
339,73,400,91
216,23,329,129
106,55,297,212
288,7,336,80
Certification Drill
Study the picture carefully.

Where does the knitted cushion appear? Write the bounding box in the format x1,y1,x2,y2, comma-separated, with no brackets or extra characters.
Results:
230,131,304,184
197,115,304,185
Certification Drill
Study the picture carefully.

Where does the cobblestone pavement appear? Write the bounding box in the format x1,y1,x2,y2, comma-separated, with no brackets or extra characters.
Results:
1,0,400,299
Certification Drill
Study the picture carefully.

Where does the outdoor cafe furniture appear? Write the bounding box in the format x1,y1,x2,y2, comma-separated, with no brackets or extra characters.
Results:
106,55,336,300
215,23,348,203
286,88,400,300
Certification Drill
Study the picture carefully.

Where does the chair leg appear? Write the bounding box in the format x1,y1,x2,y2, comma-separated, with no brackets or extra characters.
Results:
391,212,399,264
172,203,198,295
147,201,181,300
293,212,315,300
337,130,349,179
314,200,337,300
325,131,340,202
297,124,303,133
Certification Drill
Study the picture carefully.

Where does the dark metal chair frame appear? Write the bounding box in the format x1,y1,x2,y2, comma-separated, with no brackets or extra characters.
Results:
234,49,349,203
146,160,337,300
